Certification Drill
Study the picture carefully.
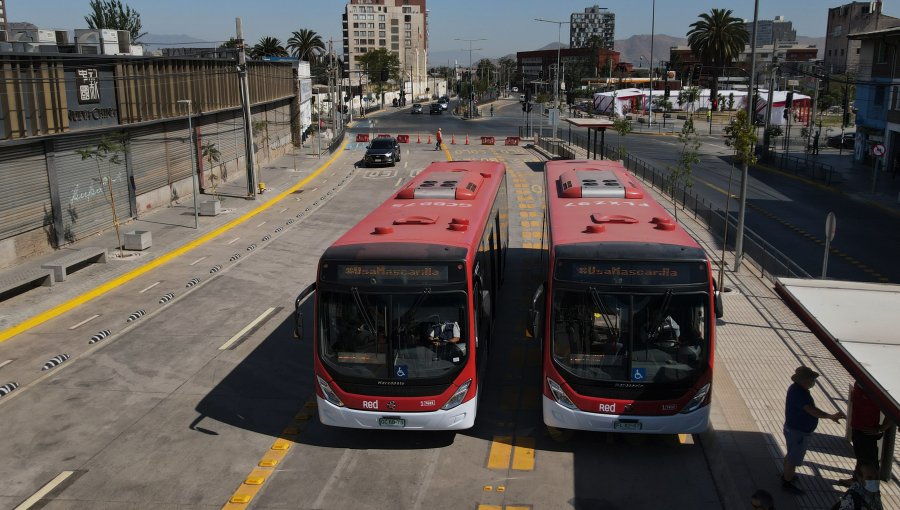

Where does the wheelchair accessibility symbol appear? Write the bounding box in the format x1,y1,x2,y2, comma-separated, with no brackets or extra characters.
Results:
631,368,646,382
395,365,409,379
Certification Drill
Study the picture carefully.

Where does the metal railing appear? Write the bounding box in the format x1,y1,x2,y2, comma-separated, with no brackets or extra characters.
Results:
538,138,811,281
758,147,835,184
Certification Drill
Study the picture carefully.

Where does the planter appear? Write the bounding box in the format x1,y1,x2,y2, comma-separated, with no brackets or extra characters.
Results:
124,230,152,251
200,199,221,216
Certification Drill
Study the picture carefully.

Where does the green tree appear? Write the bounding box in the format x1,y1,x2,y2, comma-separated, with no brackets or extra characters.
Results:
612,116,632,161
358,48,401,104
250,37,287,59
679,86,701,117
722,108,757,280
76,134,127,256
84,0,145,42
201,142,222,194
287,29,325,62
475,58,496,94
219,37,239,49
665,118,701,220
687,9,748,105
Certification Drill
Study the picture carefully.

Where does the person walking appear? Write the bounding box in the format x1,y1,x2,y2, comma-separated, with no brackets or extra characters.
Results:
781,365,846,495
490,104,494,117
838,382,893,487
435,128,443,151
813,130,821,155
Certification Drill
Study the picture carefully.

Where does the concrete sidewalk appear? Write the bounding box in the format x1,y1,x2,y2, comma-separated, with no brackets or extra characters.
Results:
0,139,343,338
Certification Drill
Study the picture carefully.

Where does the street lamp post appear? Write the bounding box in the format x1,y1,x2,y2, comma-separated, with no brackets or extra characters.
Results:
177,99,199,229
455,38,485,118
535,18,570,139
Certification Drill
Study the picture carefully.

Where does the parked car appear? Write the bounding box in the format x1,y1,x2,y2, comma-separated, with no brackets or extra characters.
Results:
363,137,401,167
826,132,855,149
411,103,423,114
439,100,449,111
429,103,442,114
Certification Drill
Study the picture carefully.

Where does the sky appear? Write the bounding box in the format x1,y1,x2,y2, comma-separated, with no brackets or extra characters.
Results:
12,0,835,60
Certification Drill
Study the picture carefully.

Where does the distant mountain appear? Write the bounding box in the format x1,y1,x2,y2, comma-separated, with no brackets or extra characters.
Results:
614,34,686,65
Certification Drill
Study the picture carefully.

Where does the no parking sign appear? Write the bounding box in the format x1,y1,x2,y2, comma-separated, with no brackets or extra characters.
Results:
872,143,886,157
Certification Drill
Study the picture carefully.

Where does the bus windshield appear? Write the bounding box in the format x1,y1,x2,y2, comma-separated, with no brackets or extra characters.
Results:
551,288,709,384
319,290,468,381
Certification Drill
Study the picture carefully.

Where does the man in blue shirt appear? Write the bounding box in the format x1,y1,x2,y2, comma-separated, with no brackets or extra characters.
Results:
781,365,846,495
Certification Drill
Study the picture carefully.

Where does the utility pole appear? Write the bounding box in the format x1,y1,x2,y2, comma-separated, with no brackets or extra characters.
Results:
733,0,760,273
236,17,257,198
455,38,485,117
648,0,656,127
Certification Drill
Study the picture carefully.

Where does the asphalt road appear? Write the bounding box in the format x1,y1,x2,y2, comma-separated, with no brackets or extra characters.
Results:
0,105,722,509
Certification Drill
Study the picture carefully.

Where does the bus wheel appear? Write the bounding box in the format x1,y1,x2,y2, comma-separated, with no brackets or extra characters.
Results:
546,425,574,443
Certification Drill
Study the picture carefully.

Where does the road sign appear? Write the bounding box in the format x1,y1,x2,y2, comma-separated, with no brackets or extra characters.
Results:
825,212,836,242
872,143,885,157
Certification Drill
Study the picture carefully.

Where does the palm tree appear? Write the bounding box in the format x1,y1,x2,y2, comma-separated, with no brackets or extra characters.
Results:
686,8,748,103
287,29,325,62
250,36,288,59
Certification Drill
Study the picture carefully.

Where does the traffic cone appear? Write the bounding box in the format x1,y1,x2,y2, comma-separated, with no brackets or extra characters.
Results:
417,134,421,143
427,135,432,144
465,134,469,145
451,134,456,145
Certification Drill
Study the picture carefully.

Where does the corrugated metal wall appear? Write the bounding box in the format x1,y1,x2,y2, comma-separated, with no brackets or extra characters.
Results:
54,135,133,241
0,144,51,238
129,126,169,195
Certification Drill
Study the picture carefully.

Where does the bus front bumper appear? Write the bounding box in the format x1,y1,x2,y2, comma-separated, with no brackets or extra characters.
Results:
542,396,710,434
317,395,477,430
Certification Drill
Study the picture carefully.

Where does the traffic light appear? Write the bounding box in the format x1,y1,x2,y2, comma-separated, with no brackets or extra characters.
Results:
525,88,531,104
785,91,794,108
692,65,702,81
522,102,533,113
539,69,544,80
664,85,671,98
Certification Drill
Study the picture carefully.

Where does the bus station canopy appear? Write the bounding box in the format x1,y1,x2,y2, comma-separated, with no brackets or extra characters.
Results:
775,278,900,423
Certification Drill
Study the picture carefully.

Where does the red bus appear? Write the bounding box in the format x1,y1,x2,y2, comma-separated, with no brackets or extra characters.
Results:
295,161,508,430
530,160,722,434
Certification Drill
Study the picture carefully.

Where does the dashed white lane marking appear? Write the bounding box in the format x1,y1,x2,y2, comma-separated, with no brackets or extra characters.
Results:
138,281,161,293
218,307,277,351
395,177,403,187
279,208,288,213
0,359,13,370
14,471,75,510
227,237,241,245
68,314,100,330
189,257,207,266
257,221,267,227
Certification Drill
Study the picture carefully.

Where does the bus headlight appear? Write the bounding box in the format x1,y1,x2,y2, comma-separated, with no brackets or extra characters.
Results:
680,383,710,414
317,375,345,407
547,378,577,410
441,379,472,410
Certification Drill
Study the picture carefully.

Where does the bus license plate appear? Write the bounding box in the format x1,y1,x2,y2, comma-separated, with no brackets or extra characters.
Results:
378,417,406,428
614,421,642,431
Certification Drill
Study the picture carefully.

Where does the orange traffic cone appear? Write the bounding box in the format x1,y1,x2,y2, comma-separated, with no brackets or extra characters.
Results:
465,134,469,145
417,134,421,143
427,135,432,144
451,134,456,145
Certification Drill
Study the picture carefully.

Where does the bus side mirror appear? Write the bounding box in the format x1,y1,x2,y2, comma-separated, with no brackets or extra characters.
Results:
293,283,317,340
527,283,546,339
714,290,724,319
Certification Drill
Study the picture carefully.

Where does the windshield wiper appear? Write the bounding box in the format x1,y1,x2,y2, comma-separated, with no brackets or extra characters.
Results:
588,286,620,339
648,289,674,341
350,287,378,336
397,288,431,335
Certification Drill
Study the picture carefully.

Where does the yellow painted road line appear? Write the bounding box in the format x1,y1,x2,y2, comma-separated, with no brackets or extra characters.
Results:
478,506,503,510
487,435,513,469
0,140,349,344
218,307,277,350
507,506,533,510
511,437,535,471
443,143,453,161
14,471,75,510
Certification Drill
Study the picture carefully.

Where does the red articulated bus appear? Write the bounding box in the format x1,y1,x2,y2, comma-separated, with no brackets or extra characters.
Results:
530,160,722,434
294,161,508,430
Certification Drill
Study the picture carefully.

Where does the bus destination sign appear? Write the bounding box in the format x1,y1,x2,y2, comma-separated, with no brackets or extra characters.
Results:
556,260,707,286
334,264,450,284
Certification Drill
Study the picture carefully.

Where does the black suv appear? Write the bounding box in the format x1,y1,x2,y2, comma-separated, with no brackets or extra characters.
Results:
363,137,401,167
429,103,442,115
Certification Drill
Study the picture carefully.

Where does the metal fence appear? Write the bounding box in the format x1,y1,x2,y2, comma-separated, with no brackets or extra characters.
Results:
537,138,811,281
758,148,836,184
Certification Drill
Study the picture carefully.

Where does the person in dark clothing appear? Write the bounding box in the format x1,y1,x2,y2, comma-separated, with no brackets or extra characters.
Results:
813,130,820,155
781,365,846,495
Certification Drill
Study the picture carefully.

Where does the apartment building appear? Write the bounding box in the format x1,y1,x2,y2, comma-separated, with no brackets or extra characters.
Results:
743,16,797,46
570,5,615,49
824,1,900,74
342,0,428,96
0,0,9,42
